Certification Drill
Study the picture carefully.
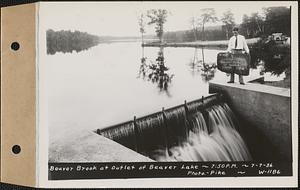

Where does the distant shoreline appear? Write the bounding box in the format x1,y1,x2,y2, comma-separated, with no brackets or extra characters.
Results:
142,38,261,48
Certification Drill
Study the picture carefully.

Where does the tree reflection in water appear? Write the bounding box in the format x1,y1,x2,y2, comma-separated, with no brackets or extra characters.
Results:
188,48,217,82
138,46,174,96
138,56,148,79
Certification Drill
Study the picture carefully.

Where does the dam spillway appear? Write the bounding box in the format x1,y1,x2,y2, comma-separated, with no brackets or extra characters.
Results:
95,94,252,161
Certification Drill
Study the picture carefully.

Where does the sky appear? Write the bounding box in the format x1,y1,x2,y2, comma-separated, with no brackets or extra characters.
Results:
39,1,291,37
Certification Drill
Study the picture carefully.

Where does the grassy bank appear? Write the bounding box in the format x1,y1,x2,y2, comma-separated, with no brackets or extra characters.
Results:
142,37,261,48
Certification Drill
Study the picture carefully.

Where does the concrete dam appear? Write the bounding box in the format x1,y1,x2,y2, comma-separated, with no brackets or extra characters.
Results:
49,80,291,163
94,81,291,162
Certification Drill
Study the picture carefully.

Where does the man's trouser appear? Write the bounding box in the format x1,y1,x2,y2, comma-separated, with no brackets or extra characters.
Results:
229,69,244,83
229,49,244,83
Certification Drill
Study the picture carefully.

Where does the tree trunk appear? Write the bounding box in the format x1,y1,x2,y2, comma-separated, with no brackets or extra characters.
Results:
246,28,250,38
160,24,164,43
201,47,205,66
192,21,197,41
192,48,197,66
202,23,205,41
226,28,229,40
255,20,262,32
160,46,164,56
193,29,197,41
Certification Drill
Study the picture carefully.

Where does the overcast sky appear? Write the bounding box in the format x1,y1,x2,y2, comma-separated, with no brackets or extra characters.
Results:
40,1,291,37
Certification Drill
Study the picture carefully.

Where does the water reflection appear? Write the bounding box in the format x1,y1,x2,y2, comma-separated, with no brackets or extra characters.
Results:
138,47,174,96
188,48,217,82
138,56,148,80
46,29,100,55
47,42,226,137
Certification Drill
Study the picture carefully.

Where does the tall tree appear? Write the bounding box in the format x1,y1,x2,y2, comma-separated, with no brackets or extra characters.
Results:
198,8,218,41
138,13,146,44
147,9,168,43
241,12,265,38
262,6,290,35
220,10,235,40
190,16,198,41
241,14,251,38
250,12,264,34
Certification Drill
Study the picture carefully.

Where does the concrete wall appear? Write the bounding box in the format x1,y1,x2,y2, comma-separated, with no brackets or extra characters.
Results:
49,130,153,162
209,81,291,161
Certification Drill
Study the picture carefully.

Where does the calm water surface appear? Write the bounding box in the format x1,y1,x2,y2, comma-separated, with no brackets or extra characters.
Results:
46,42,260,140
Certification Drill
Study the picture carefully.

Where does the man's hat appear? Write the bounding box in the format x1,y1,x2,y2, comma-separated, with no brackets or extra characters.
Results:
232,27,239,31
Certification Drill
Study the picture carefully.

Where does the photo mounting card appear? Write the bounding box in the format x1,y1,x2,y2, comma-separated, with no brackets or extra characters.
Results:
0,1,298,188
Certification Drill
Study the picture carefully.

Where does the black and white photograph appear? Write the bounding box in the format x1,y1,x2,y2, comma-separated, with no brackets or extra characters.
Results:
35,1,297,186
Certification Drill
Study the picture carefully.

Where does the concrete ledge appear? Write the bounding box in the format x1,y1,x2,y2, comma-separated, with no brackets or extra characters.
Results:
209,81,291,161
49,130,154,162
210,80,290,97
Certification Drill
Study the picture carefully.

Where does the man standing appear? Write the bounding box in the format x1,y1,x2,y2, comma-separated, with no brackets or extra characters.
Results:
227,27,249,85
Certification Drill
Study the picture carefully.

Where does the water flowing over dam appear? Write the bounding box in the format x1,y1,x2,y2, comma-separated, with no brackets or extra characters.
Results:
96,94,252,161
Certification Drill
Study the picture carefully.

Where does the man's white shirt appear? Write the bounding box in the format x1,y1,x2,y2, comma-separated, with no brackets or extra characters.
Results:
227,34,249,53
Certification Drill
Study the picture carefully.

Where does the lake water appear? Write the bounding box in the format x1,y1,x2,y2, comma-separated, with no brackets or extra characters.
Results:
45,42,262,140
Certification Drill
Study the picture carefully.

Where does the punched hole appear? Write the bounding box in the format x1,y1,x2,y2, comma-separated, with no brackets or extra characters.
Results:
11,42,20,51
12,145,21,154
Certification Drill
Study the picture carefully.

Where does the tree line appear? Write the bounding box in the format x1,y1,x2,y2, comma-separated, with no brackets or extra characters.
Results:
47,29,100,55
139,6,291,43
